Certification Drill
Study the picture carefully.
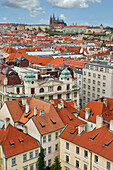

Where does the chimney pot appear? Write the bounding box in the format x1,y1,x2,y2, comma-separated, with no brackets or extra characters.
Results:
22,98,27,105
110,120,113,131
26,103,29,113
96,115,103,129
34,107,37,116
5,117,10,129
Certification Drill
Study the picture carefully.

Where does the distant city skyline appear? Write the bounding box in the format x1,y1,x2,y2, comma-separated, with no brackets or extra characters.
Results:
0,0,113,27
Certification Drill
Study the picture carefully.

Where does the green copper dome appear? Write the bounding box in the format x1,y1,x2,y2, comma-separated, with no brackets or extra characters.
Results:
60,68,72,79
24,72,37,82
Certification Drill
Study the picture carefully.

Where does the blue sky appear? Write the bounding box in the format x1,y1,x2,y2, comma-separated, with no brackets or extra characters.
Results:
0,0,113,26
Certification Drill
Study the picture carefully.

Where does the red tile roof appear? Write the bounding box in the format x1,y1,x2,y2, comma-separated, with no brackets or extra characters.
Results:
49,99,86,127
0,124,39,158
79,101,113,123
60,124,113,162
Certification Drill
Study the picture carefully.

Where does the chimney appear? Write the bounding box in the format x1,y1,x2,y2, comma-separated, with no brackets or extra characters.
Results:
23,126,28,134
60,99,64,108
96,115,103,129
34,107,37,116
85,108,90,120
58,103,62,109
103,98,107,107
50,100,54,105
5,118,10,129
110,120,113,131
22,98,27,105
26,103,29,113
78,125,85,135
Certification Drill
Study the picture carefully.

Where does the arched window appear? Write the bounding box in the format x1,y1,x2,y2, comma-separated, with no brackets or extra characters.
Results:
57,86,62,91
40,88,44,93
67,84,70,90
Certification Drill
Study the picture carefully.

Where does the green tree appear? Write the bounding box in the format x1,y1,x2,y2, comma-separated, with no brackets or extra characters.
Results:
38,148,45,170
50,157,62,170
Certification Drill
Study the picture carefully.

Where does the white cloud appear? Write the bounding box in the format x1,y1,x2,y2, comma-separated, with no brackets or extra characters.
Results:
2,17,7,21
59,14,68,20
47,0,101,8
0,0,45,17
38,19,49,24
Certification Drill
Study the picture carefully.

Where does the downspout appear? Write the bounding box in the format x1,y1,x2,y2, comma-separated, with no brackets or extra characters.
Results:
6,158,7,170
89,150,92,170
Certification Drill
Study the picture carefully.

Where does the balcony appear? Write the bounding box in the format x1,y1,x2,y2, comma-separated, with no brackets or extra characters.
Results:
6,93,28,99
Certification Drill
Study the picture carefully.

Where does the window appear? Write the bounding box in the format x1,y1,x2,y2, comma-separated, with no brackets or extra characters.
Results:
84,150,88,158
57,86,62,91
76,160,79,169
84,71,86,75
35,150,39,157
44,148,46,156
100,67,103,72
79,81,81,85
83,84,86,88
76,147,79,154
58,94,62,99
93,80,95,84
43,136,46,143
97,81,100,86
12,157,16,166
98,74,101,79
105,68,109,73
48,146,51,154
30,164,34,170
23,154,27,162
48,86,53,92
106,161,111,170
93,73,96,78
74,92,77,97
102,89,105,94
92,87,95,91
103,82,106,87
55,132,58,139
66,155,69,163
88,72,91,76
83,90,86,95
48,134,51,142
24,167,28,170
88,98,90,102
84,164,88,170
83,96,86,101
90,66,94,70
66,93,70,99
103,75,106,80
49,95,53,100
17,87,20,94
88,85,90,90
84,78,86,82
97,95,100,99
29,151,33,159
95,66,98,71
48,159,51,167
97,89,100,93
88,79,91,83
88,92,90,96
31,88,35,95
67,84,70,90
36,163,38,170
92,93,95,98
66,142,69,150
94,155,98,164
55,144,58,151
40,88,44,93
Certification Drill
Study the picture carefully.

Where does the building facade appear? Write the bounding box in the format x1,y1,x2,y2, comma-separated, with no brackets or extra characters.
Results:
82,61,113,107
